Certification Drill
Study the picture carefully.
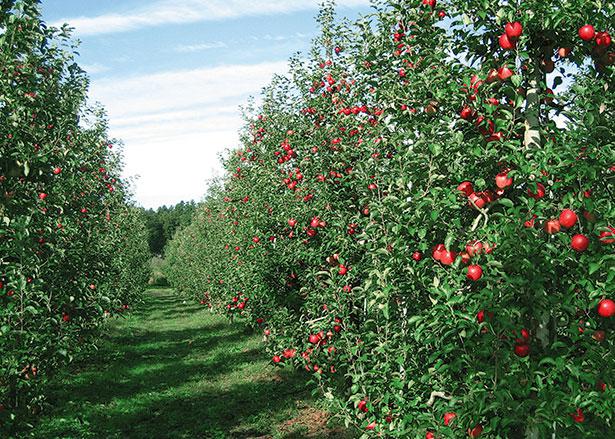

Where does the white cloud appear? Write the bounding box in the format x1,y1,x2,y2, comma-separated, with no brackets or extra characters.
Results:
80,63,111,75
175,41,228,53
88,61,288,208
52,0,371,36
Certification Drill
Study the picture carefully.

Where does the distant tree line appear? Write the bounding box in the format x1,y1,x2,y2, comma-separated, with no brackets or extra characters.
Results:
141,201,197,256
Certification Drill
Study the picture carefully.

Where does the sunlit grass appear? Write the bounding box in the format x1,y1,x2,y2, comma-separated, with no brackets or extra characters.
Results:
30,289,351,439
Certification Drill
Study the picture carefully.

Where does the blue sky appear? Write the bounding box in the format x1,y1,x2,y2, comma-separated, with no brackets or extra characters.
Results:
41,0,372,208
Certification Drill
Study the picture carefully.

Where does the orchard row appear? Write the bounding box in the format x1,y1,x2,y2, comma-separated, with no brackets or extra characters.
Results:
0,2,149,432
166,0,614,437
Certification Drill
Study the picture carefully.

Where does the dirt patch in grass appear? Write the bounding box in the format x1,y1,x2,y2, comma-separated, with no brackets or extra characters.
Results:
277,406,352,438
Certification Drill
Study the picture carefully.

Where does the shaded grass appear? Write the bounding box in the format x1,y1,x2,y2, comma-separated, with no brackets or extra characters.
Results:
30,289,353,438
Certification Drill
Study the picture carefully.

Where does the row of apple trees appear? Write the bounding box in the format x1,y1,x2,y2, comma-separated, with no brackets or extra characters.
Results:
0,0,150,432
166,0,614,437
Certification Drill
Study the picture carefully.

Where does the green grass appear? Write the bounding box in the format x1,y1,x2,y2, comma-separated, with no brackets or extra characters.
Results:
30,289,353,438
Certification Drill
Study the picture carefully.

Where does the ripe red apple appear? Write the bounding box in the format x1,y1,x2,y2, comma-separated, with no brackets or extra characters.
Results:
505,22,523,39
499,33,516,50
460,106,474,120
468,424,484,438
53,167,62,175
272,355,281,363
596,31,612,47
498,65,514,81
598,299,615,318
593,330,606,342
288,218,297,228
571,234,589,252
443,412,456,426
468,192,487,209
527,182,545,199
38,193,47,200
466,240,483,257
358,399,369,412
476,310,485,323
559,209,577,228
544,219,561,235
432,244,445,261
457,181,474,196
308,334,321,344
599,226,615,244
514,343,530,357
440,250,456,266
412,251,423,261
467,265,483,281
570,408,585,423
338,264,348,275
495,171,513,189
579,25,596,41
426,431,435,439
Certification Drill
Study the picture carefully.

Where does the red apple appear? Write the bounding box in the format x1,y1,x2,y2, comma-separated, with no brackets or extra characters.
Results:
412,251,423,261
527,183,545,199
599,227,615,244
358,399,369,412
593,330,606,342
468,424,484,438
514,343,530,357
467,265,483,281
579,25,595,42
570,408,585,423
559,209,577,228
598,299,615,318
499,33,516,50
571,234,589,252
596,31,611,47
498,66,514,81
505,22,523,39
444,412,457,426
544,219,561,235
440,250,456,266
457,181,474,196
272,355,282,363
495,171,513,189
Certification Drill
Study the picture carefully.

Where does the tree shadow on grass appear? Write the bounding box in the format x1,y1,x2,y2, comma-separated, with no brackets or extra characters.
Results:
30,290,350,439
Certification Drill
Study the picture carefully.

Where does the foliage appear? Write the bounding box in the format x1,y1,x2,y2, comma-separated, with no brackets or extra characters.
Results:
0,0,149,432
167,0,615,437
140,201,197,256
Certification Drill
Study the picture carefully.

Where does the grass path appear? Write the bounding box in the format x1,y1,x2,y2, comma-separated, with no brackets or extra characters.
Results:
32,289,350,438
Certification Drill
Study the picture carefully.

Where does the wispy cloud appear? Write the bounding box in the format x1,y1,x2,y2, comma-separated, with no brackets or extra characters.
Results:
80,63,111,75
89,61,288,208
175,41,228,53
52,0,370,36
